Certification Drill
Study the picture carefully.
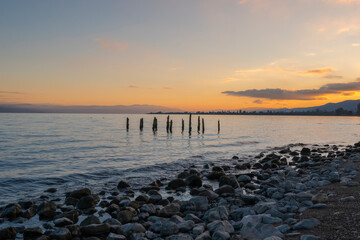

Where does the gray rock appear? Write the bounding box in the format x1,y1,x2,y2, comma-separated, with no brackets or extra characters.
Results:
77,195,99,210
0,204,22,219
194,231,211,240
0,227,17,240
212,231,230,240
160,221,179,236
120,223,146,237
117,181,130,189
23,227,43,239
159,203,181,217
166,233,194,240
168,179,186,189
203,206,228,222
340,196,356,202
186,175,203,188
207,220,234,234
185,213,202,223
117,210,135,224
140,204,156,214
45,228,72,240
81,223,111,236
237,175,251,183
301,235,319,240
103,218,122,226
276,224,290,233
264,237,282,240
67,188,91,199
54,209,79,223
292,218,320,230
37,201,57,220
189,196,209,211
54,217,73,227
261,215,282,224
193,224,205,235
215,185,235,195
80,215,101,226
179,220,195,232
107,233,126,240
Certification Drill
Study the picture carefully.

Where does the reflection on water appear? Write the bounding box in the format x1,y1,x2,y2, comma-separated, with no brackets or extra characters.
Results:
0,113,359,205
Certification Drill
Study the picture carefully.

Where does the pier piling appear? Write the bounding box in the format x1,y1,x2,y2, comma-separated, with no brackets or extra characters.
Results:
218,120,220,133
189,114,192,134
197,116,200,133
166,115,170,133
152,117,158,132
202,118,205,134
126,117,129,131
140,118,144,131
181,119,184,133
170,120,173,133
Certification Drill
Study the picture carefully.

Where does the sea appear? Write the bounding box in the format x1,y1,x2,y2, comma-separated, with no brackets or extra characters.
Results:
0,113,359,206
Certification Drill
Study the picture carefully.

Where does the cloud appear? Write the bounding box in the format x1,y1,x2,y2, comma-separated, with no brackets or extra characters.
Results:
0,91,27,103
306,53,317,57
352,43,360,47
128,85,139,89
253,99,263,104
324,75,343,79
224,78,240,82
222,78,360,100
168,67,177,72
163,87,173,90
97,39,128,51
0,91,25,95
326,0,360,3
297,68,335,75
235,67,287,74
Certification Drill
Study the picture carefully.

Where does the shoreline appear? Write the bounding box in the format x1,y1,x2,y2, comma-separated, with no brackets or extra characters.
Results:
0,142,359,240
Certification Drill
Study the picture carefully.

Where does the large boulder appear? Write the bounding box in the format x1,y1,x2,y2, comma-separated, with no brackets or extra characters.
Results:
168,179,186,190
37,201,57,220
0,204,22,219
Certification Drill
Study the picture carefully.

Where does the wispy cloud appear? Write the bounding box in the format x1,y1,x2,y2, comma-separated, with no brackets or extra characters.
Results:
235,67,287,74
324,75,343,79
253,99,263,104
0,91,27,103
222,78,360,100
96,39,128,51
297,68,335,75
129,85,139,89
224,78,240,82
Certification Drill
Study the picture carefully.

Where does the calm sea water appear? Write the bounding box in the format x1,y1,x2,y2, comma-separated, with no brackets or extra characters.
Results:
0,113,359,205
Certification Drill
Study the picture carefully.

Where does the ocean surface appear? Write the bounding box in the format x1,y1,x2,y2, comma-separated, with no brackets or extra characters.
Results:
0,113,359,206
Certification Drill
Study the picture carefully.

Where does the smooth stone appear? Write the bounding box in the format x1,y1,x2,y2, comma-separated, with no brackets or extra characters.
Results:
81,223,111,236
185,175,203,188
23,227,43,239
67,188,91,199
117,210,135,224
0,204,22,219
117,181,130,189
76,195,98,210
301,235,319,240
106,233,126,240
160,221,179,236
45,228,72,240
212,231,230,240
189,196,209,211
159,203,181,217
168,179,186,189
194,231,211,240
165,233,194,240
0,227,17,240
203,206,229,222
193,224,205,235
80,215,101,226
120,223,146,237
37,201,57,220
340,196,356,202
54,217,74,227
292,218,320,230
207,220,234,234
179,220,195,232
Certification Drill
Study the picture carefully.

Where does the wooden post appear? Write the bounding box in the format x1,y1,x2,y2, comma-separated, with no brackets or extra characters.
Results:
197,116,200,133
202,118,205,134
152,117,157,132
140,118,144,131
126,117,129,131
166,115,170,133
189,114,192,134
170,120,173,133
181,119,184,133
218,120,220,133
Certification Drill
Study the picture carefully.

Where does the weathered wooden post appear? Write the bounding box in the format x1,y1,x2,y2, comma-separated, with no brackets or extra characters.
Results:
126,117,129,131
152,117,158,132
197,116,200,133
170,120,173,133
218,120,220,133
202,118,205,134
140,118,144,131
189,114,192,134
166,115,170,133
181,119,184,133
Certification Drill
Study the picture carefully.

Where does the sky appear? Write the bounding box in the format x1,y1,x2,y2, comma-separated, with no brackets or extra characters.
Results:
1,0,360,111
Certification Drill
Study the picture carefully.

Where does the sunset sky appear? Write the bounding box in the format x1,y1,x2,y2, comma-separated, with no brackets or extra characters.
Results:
1,0,360,111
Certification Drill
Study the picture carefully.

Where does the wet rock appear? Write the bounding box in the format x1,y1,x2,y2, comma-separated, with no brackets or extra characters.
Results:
23,227,43,240
160,221,179,236
193,224,205,235
166,233,194,240
311,193,328,203
135,194,149,203
37,201,57,220
212,231,230,240
292,218,320,230
54,217,74,227
76,195,98,210
67,188,91,199
81,223,111,236
237,175,251,183
54,209,80,224
219,176,240,189
22,206,37,219
117,209,135,224
185,213,202,223
0,227,16,240
159,203,181,217
179,220,195,233
195,231,211,240
104,218,122,226
168,179,186,190
117,181,130,189
301,148,311,156
215,185,235,195
203,206,229,222
45,228,72,240
80,215,101,226
119,223,146,237
45,188,57,193
0,204,22,219
207,220,234,234
185,175,202,188
189,196,209,211
106,233,126,240
301,235,319,240
140,204,156,214
340,196,356,202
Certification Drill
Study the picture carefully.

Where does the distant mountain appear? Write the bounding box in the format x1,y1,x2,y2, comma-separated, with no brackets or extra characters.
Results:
0,103,182,114
284,99,360,113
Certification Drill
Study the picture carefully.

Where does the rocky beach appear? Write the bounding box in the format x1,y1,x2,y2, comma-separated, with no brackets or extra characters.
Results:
1,141,360,240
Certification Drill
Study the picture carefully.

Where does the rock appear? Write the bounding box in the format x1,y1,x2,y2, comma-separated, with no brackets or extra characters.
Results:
312,193,328,203
54,209,79,223
195,231,211,240
81,223,111,236
77,195,98,210
179,220,195,232
237,175,251,183
261,215,282,224
117,210,135,224
23,227,43,239
276,224,290,233
140,204,156,214
301,235,319,240
0,204,22,219
54,217,74,227
185,175,202,188
67,188,91,199
168,179,186,190
117,181,130,189
215,185,235,195
80,215,101,226
203,206,229,222
189,196,209,211
120,223,146,237
212,231,230,240
45,228,72,240
37,201,57,220
193,224,205,235
159,203,181,217
166,233,194,240
106,233,126,240
22,206,37,219
264,237,282,240
340,196,356,202
0,227,16,240
219,176,240,189
104,218,122,226
329,172,340,182
301,148,311,156
293,218,320,230
185,213,202,223
161,221,179,236
207,220,234,234
45,188,57,193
